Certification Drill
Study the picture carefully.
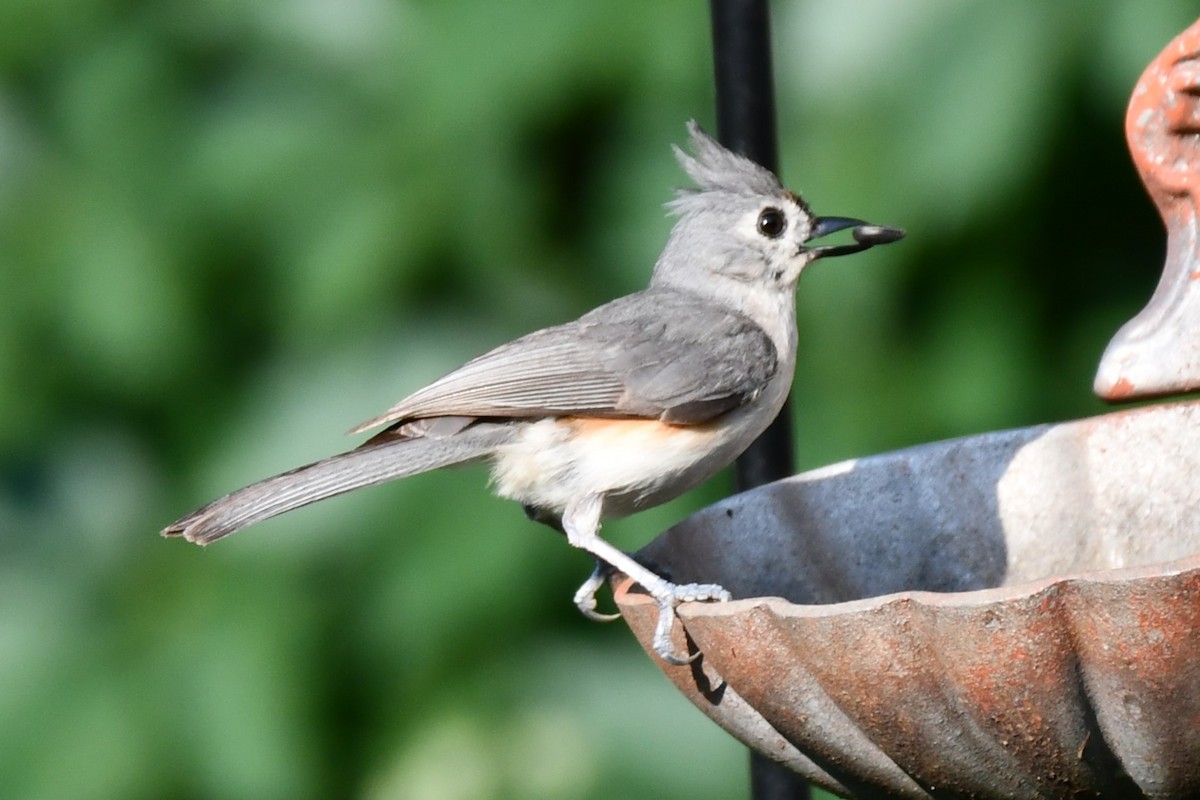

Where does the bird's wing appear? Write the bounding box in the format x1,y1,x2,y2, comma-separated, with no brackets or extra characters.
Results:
350,289,778,434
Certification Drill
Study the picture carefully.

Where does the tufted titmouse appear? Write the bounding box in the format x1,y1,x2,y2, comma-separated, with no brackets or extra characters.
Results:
163,121,903,663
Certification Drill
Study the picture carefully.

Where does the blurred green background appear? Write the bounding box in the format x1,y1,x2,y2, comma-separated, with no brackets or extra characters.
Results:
1,1,1196,798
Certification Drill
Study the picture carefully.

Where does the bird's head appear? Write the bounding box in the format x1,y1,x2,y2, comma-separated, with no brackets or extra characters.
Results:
652,121,902,298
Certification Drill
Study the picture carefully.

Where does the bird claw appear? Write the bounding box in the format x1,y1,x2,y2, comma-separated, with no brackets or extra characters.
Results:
667,582,731,604
650,582,731,665
573,564,621,622
571,554,731,664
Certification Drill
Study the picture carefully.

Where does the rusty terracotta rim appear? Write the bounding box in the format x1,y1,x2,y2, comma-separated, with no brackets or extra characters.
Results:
613,549,1200,620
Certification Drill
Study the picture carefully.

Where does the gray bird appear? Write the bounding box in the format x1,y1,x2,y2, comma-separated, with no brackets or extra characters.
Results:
163,121,904,663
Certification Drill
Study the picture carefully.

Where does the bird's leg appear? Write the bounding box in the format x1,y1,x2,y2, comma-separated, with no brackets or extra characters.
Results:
525,503,620,621
561,494,731,665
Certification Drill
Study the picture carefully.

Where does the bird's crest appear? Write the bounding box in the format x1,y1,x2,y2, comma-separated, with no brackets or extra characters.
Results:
670,120,784,206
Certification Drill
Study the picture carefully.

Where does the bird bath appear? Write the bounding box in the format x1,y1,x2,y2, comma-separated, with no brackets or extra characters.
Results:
615,18,1200,800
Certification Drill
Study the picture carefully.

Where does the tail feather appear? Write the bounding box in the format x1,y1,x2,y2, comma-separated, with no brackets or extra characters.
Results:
162,429,507,545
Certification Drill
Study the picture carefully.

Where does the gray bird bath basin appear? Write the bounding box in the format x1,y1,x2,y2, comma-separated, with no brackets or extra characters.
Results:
617,399,1200,798
615,17,1200,800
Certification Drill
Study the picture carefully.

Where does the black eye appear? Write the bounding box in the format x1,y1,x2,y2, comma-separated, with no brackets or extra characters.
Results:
757,207,787,238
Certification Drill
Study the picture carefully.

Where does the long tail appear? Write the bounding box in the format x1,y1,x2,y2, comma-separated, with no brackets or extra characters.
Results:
162,428,508,545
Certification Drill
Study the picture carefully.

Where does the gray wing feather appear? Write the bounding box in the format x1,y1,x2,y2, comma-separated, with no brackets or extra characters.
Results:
351,289,777,432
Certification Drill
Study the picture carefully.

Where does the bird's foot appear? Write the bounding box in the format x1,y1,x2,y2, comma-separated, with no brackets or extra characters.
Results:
572,563,621,622
649,582,731,666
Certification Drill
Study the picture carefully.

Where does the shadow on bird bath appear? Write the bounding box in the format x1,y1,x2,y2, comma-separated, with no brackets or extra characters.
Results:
615,17,1200,800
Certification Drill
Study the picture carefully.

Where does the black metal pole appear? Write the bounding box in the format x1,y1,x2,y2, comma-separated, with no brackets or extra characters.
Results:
709,0,796,492
709,2,808,799
710,0,780,174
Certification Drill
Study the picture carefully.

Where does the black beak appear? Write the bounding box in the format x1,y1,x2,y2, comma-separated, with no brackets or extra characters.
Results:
807,216,906,259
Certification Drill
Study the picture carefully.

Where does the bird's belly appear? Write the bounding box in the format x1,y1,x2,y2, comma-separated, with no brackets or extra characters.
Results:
489,413,762,518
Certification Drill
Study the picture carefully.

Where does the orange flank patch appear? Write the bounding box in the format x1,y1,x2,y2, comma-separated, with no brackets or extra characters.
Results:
562,416,718,444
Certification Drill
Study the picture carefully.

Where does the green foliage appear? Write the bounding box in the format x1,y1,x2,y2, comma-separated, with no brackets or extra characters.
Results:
1,1,1195,797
